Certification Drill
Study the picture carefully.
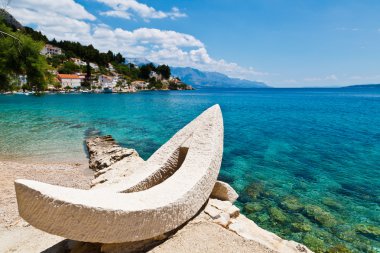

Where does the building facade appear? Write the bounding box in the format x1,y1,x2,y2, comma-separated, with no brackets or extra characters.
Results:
57,74,82,88
41,44,62,56
98,75,118,88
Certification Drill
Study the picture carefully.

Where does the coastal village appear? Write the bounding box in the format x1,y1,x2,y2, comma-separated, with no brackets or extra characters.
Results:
0,13,193,94
13,44,193,94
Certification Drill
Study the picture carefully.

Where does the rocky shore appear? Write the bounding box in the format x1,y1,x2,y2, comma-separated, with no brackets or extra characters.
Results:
0,136,312,253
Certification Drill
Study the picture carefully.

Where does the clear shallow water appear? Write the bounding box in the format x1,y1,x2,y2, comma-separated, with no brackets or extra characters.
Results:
0,89,379,252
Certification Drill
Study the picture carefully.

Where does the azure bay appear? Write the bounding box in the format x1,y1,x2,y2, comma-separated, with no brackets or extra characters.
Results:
0,88,379,252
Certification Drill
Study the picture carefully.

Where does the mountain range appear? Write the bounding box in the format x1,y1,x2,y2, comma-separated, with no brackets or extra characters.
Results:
124,57,268,88
170,67,268,88
342,84,380,89
125,57,152,66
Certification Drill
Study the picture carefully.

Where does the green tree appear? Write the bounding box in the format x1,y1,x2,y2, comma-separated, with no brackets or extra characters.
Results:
58,61,80,74
139,63,156,80
114,53,125,64
156,65,171,79
47,54,66,68
0,21,49,91
23,27,48,42
21,37,49,90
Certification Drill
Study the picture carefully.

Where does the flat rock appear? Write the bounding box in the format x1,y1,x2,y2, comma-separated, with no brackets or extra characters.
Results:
228,215,312,253
204,205,222,219
148,222,278,253
86,135,140,172
90,157,145,189
209,198,233,212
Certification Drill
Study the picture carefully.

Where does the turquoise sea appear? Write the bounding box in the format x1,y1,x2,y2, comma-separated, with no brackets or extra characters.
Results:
0,88,379,252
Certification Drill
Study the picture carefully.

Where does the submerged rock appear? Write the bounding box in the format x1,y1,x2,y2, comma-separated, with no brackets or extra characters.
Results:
245,180,265,200
336,228,356,242
291,222,312,232
355,224,380,239
269,207,287,223
304,205,337,227
244,202,263,213
327,244,352,253
303,234,325,253
321,197,343,210
281,196,304,211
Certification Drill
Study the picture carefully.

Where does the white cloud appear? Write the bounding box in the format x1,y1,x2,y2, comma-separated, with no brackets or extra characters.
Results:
8,0,95,42
282,79,298,84
8,0,266,81
97,0,186,21
304,74,338,82
326,74,338,81
336,27,360,32
8,7,93,42
89,27,267,80
349,75,380,81
9,0,95,21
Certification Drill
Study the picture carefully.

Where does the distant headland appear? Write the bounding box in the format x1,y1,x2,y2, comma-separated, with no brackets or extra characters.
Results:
341,84,380,89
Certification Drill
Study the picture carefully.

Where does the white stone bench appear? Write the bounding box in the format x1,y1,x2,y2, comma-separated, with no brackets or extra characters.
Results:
15,105,224,243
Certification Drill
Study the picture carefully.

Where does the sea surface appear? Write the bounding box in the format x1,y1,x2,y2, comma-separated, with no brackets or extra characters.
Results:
0,88,379,252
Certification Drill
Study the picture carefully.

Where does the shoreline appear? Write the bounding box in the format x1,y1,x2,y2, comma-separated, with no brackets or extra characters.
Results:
0,87,195,96
0,159,94,253
0,160,93,229
0,153,88,165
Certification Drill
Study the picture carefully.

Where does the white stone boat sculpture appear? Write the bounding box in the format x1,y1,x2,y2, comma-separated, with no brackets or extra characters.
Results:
15,105,224,243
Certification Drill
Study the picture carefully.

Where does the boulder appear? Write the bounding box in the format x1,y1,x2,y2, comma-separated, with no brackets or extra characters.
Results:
210,181,239,203
227,205,240,218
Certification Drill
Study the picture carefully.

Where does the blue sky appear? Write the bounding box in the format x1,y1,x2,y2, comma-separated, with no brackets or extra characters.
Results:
7,0,380,87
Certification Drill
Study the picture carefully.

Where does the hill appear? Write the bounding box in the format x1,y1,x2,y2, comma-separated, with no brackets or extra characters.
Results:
0,8,23,30
125,57,151,66
342,84,380,89
170,67,268,88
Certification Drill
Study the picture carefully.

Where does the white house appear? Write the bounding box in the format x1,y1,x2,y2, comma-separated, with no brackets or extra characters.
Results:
90,63,99,71
71,58,86,66
57,74,82,88
108,63,115,72
41,44,62,56
149,71,162,81
98,75,116,88
18,75,27,86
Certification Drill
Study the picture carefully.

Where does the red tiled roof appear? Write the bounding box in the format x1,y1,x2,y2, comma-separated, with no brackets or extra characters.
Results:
57,74,81,79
